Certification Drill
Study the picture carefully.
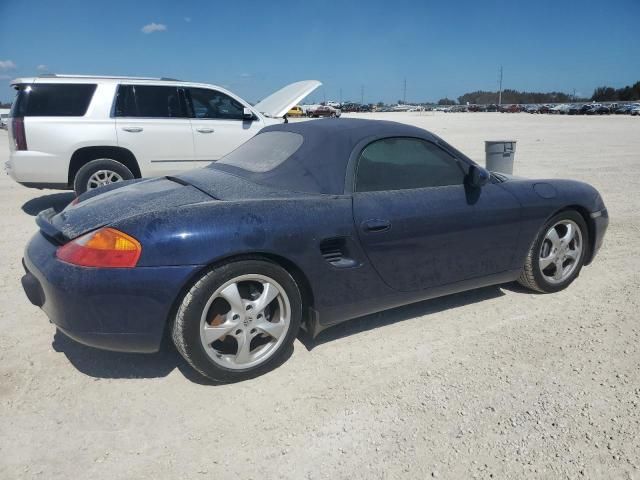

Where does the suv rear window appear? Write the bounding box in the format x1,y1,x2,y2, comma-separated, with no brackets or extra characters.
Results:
12,84,96,117
115,85,188,118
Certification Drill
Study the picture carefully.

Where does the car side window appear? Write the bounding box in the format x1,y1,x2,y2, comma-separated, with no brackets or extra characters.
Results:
115,85,187,118
355,137,466,192
187,88,245,120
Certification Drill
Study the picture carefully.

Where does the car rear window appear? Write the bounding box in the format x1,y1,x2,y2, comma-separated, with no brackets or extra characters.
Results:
215,131,303,173
11,83,96,117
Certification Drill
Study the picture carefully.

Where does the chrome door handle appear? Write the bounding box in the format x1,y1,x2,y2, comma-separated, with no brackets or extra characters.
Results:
196,127,215,133
122,127,143,133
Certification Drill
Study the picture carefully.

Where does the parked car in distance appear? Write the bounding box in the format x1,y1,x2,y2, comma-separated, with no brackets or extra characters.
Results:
21,119,609,382
568,104,583,115
592,105,611,115
614,104,632,114
6,74,321,194
287,105,305,117
550,104,570,114
580,104,597,115
0,113,9,129
631,105,640,116
500,104,522,113
525,105,540,114
307,105,341,118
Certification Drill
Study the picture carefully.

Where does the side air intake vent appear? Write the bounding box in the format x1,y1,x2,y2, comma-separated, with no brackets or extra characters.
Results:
319,238,358,268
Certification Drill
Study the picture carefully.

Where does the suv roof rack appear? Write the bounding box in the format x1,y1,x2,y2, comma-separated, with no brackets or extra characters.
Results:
37,73,181,81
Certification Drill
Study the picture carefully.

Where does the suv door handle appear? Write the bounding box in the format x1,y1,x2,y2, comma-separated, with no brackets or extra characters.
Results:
361,219,391,233
196,127,215,133
122,127,143,133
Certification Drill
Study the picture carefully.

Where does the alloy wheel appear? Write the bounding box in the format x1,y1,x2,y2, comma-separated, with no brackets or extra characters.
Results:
539,219,583,284
199,274,291,370
87,169,124,190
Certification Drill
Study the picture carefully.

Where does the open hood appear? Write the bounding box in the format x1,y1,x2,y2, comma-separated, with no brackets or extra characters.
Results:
253,80,321,118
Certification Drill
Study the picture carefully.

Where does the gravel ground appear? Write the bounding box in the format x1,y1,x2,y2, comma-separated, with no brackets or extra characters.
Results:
0,112,638,479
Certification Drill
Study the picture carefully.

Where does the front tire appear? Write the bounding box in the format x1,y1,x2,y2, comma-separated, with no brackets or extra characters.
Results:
518,210,588,293
73,158,134,195
172,260,302,383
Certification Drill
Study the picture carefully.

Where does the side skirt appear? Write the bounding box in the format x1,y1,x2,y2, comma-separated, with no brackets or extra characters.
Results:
307,269,522,338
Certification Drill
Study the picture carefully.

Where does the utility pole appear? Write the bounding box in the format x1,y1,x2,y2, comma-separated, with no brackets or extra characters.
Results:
498,66,503,106
403,78,407,104
361,85,364,105
339,88,342,105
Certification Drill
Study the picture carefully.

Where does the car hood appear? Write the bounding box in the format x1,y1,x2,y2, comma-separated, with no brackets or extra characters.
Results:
38,177,213,241
253,80,321,118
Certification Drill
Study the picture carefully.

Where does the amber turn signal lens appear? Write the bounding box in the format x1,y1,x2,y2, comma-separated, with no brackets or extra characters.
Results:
56,227,142,268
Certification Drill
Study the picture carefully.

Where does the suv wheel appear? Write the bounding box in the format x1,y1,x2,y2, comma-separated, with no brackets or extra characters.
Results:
73,158,134,195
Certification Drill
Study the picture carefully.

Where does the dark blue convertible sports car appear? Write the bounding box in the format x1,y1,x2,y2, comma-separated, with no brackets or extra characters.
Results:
22,119,608,382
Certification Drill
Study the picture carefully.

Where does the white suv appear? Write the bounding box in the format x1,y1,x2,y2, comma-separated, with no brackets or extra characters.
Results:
6,75,320,194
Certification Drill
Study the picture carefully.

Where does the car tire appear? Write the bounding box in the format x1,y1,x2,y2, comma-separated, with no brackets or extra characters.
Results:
518,210,589,293
73,158,134,195
172,259,303,383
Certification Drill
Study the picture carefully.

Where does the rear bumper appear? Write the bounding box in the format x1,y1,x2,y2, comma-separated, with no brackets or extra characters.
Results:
22,231,200,353
6,150,69,185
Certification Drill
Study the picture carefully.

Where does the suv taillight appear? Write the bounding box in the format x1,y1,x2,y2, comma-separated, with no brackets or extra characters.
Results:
11,117,27,150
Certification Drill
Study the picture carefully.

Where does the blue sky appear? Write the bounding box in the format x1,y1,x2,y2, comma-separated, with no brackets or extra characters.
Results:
1,0,639,104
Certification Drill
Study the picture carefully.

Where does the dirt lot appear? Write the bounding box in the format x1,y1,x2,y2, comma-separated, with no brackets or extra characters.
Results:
0,112,638,479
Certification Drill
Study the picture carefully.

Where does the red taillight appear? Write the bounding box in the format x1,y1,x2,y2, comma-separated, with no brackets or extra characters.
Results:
11,117,27,151
56,227,142,268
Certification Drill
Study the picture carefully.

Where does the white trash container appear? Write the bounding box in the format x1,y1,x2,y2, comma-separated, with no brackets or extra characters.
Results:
485,140,517,174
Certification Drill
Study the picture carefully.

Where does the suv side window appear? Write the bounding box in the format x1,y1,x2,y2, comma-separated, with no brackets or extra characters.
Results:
114,85,188,118
12,84,96,117
355,137,466,192
186,88,245,120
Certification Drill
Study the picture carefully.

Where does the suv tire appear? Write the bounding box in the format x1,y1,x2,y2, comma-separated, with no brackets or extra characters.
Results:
73,158,134,195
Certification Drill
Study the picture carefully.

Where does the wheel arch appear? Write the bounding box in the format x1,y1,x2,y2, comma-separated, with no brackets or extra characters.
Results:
68,146,141,187
162,252,316,343
549,204,597,265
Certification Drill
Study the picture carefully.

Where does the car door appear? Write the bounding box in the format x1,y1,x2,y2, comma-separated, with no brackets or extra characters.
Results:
115,84,196,176
185,87,263,161
352,137,522,292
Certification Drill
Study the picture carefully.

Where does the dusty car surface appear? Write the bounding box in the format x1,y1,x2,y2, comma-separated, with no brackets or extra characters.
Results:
21,119,608,382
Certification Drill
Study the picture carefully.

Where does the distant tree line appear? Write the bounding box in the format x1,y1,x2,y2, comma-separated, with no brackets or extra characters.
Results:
436,81,640,106
457,89,578,105
0,102,11,108
591,81,640,101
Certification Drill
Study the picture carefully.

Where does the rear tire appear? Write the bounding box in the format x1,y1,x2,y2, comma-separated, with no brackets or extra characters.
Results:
73,158,134,195
518,210,588,293
172,260,302,383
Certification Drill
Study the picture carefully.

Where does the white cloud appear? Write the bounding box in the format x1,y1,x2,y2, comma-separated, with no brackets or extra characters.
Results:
0,60,17,71
141,23,167,34
37,64,48,71
184,17,191,22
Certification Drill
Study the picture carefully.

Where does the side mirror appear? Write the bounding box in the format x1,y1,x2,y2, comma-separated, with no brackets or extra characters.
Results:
468,165,490,188
243,107,255,120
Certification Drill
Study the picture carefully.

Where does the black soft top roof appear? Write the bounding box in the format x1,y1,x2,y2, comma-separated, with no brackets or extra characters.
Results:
195,118,439,195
